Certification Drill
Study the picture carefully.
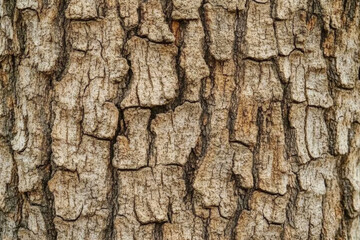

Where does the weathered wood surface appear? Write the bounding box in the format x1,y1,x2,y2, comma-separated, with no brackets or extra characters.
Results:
0,0,359,239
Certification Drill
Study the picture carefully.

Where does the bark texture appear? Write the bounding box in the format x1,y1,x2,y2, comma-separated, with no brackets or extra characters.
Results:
0,0,359,239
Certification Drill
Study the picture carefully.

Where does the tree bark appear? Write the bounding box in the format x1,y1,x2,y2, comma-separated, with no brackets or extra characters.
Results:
0,0,359,239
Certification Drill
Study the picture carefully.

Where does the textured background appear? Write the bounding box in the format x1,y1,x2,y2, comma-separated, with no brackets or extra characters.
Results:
0,0,359,239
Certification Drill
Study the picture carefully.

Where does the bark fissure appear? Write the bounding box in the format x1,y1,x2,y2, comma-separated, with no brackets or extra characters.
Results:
0,0,359,238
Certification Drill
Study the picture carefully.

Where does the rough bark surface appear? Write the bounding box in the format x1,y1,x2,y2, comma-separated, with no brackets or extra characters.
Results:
0,0,359,239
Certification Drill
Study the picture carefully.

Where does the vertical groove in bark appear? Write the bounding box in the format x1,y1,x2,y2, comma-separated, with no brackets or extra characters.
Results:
105,117,121,240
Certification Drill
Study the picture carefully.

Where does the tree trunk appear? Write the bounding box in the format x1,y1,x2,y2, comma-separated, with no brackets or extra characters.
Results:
0,0,359,239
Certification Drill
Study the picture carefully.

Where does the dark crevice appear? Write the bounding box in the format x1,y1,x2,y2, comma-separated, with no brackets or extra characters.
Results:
228,6,245,144
0,42,22,240
226,5,249,233
343,0,358,22
104,107,123,240
146,109,156,167
171,20,187,109
40,100,57,240
252,107,263,190
37,1,70,239
162,0,173,25
198,0,215,158
14,9,27,57
183,149,198,204
203,217,210,240
338,152,353,239
154,222,164,240
54,0,70,82
225,192,244,239
119,31,133,105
